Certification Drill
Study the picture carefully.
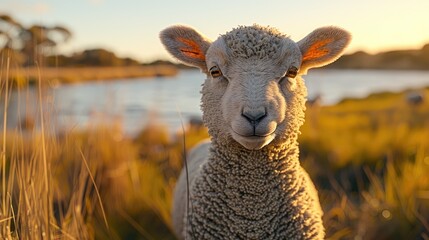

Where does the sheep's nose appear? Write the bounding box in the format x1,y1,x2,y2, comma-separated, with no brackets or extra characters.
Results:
241,107,267,127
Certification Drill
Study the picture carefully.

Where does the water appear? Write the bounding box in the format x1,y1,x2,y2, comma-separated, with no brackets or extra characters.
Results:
305,70,429,104
3,69,429,135
53,70,204,134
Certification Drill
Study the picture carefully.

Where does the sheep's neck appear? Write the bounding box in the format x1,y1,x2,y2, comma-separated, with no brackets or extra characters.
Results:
207,140,302,194
189,140,307,238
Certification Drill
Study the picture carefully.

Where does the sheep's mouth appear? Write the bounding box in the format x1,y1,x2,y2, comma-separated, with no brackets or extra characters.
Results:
230,124,276,137
232,129,274,138
230,128,276,150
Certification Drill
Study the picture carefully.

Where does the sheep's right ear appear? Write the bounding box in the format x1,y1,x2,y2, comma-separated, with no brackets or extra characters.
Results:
160,25,211,71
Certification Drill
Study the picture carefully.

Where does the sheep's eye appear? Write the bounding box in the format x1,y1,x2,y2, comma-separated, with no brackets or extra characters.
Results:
209,66,222,78
286,66,298,78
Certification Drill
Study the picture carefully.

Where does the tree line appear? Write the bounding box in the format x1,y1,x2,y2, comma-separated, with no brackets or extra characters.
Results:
3,13,428,70
0,14,141,67
328,44,429,70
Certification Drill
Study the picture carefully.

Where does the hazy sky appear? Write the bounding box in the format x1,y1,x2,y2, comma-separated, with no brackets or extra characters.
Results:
1,0,429,63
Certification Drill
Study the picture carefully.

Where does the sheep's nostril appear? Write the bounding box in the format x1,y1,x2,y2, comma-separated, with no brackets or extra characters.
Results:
241,108,267,126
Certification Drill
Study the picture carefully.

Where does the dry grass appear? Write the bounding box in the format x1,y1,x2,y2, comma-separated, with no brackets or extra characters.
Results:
300,88,429,239
0,55,192,238
301,88,429,169
321,150,429,240
0,81,208,239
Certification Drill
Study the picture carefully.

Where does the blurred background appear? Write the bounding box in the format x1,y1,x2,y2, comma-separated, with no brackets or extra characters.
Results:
0,0,428,239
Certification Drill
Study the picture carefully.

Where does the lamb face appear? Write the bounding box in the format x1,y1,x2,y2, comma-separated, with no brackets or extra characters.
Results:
203,26,305,150
160,24,351,150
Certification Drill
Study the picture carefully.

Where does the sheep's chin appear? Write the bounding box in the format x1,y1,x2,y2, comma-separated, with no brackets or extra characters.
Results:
231,133,276,150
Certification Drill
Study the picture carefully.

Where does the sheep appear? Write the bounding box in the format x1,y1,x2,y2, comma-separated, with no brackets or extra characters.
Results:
406,91,424,106
160,24,351,239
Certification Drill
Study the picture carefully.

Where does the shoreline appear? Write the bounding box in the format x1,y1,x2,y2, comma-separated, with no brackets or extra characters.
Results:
4,65,179,86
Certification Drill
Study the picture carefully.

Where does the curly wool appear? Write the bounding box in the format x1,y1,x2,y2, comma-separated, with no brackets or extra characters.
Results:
185,142,324,239
222,25,287,59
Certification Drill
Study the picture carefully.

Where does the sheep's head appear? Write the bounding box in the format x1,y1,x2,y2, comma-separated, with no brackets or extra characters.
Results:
160,25,350,150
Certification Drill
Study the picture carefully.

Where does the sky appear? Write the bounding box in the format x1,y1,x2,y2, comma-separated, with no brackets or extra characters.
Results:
1,0,429,63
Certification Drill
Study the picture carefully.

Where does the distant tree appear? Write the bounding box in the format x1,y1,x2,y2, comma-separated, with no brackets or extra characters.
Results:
419,44,429,69
144,59,192,69
19,24,72,66
0,14,22,48
71,48,140,66
0,14,25,65
45,54,72,67
44,48,142,67
123,57,140,66
0,14,72,66
1,13,144,68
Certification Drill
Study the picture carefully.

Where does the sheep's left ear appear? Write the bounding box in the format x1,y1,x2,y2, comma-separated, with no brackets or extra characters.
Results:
298,26,351,73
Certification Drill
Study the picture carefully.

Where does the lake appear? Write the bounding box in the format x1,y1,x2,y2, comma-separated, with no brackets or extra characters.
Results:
3,69,429,136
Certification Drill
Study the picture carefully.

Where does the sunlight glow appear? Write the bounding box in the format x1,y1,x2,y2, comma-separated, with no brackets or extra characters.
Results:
1,0,428,62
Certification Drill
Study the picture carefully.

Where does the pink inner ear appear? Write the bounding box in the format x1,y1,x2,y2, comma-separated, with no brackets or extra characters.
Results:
302,38,334,61
177,37,206,61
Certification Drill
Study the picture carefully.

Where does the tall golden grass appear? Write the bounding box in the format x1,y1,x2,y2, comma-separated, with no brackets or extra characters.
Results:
0,61,208,238
301,88,429,239
0,53,191,239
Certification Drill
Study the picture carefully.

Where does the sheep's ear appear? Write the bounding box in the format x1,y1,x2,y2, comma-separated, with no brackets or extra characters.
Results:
298,26,351,73
160,25,211,71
